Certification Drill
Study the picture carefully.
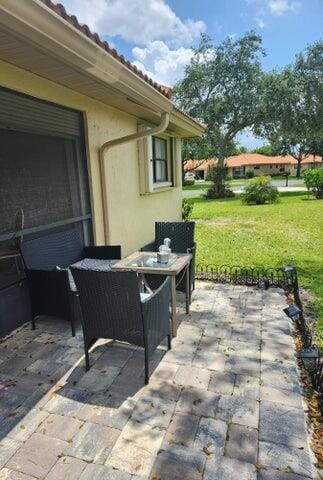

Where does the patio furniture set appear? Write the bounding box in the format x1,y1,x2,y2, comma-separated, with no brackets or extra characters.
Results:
19,222,196,383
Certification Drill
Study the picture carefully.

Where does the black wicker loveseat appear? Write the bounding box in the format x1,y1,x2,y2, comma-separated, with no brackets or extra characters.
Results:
70,267,171,383
20,228,121,336
142,221,196,300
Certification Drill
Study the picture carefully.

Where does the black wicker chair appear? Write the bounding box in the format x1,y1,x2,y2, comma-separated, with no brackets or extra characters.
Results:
70,268,171,384
20,228,121,336
142,221,196,299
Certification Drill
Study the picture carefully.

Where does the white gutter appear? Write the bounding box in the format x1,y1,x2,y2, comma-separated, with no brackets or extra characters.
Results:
99,112,170,244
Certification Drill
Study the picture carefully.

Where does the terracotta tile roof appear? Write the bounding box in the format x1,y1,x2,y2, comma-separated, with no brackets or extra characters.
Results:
40,0,172,99
227,154,322,167
225,153,322,167
185,154,322,170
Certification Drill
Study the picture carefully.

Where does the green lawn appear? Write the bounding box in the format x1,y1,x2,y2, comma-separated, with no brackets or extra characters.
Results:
182,180,245,191
182,181,212,190
189,192,323,335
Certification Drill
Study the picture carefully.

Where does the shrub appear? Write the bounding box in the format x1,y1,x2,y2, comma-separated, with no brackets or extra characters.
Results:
303,168,323,199
246,170,255,179
184,178,195,186
182,198,193,221
242,176,280,205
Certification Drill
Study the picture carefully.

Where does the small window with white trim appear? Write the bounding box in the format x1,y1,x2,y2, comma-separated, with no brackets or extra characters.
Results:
137,126,179,194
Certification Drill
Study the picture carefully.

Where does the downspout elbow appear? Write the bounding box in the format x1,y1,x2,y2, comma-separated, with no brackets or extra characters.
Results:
99,112,170,244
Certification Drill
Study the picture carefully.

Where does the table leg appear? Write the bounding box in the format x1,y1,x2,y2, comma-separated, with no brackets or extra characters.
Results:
185,264,190,314
171,275,177,337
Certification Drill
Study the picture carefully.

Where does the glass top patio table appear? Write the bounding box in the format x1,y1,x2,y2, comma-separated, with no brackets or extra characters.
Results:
113,251,192,275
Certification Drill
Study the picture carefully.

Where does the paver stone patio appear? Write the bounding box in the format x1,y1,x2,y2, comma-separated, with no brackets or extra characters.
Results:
0,281,315,479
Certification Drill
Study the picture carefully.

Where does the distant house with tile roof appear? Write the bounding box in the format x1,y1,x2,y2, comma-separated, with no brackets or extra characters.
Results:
184,154,322,179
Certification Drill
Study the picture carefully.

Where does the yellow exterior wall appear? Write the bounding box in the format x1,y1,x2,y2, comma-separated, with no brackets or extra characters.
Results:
0,60,182,255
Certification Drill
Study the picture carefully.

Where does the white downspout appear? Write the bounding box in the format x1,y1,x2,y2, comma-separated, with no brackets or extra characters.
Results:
99,112,170,244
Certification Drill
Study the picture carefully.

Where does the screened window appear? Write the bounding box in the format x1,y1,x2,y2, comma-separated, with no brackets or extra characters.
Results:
233,166,245,178
0,130,90,239
152,136,168,183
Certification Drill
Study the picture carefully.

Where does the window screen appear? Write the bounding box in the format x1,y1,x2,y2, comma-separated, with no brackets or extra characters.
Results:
0,130,90,236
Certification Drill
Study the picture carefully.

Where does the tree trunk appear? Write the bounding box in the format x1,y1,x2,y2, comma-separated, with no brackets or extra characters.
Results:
217,154,225,168
296,159,302,178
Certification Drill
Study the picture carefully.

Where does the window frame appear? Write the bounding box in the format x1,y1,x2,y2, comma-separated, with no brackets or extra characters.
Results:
152,135,173,188
233,166,245,178
152,136,168,183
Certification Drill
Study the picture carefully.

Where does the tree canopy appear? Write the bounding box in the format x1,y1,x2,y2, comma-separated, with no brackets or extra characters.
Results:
176,33,322,190
173,32,266,165
257,40,323,176
252,144,275,156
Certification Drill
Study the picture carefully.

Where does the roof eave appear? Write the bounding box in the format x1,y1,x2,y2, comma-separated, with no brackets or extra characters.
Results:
0,0,204,137
170,108,205,137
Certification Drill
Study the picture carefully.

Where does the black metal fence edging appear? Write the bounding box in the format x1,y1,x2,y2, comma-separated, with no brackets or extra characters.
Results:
195,264,286,289
283,265,323,415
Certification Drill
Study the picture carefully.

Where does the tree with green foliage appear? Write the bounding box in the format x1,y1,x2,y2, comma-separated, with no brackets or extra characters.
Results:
252,144,275,156
174,32,266,197
257,41,323,177
231,145,248,155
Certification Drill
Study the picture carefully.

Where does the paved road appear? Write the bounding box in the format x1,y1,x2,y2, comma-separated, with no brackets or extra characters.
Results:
183,179,306,197
271,179,304,187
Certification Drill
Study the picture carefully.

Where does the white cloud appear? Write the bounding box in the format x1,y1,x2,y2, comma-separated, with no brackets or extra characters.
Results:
267,0,300,15
132,41,193,86
256,18,266,28
245,0,301,28
61,0,205,47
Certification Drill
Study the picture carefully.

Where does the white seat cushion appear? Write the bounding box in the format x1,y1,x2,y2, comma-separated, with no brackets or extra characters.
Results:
140,292,152,302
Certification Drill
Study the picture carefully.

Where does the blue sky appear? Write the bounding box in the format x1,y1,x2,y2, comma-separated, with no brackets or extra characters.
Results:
62,0,322,147
169,0,322,70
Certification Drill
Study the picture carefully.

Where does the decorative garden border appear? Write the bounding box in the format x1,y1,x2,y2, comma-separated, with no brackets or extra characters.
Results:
196,263,286,288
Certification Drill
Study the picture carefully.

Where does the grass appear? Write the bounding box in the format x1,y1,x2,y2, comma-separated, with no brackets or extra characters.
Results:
182,181,211,191
188,192,323,335
182,179,246,191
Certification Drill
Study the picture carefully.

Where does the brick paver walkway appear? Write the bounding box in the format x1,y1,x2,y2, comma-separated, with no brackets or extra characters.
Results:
0,281,314,479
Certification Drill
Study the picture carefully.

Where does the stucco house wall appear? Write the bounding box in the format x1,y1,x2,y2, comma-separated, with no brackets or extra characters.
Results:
232,162,320,178
234,163,289,177
0,60,182,255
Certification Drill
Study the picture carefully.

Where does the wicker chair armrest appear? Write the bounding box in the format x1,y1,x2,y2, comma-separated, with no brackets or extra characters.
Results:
141,277,171,331
26,266,67,275
83,245,121,260
141,241,156,252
